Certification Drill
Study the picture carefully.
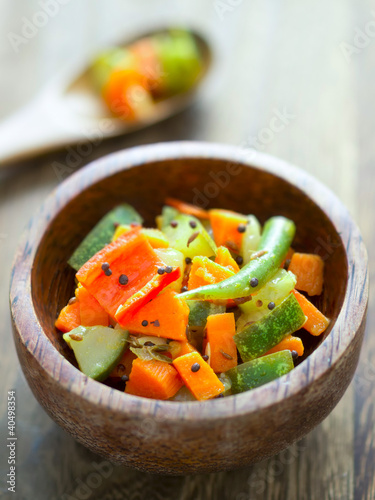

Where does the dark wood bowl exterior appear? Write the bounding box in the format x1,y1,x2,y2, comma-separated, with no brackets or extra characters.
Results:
10,142,368,475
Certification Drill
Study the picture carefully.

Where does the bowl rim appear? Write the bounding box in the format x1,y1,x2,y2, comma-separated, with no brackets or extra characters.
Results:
10,141,368,421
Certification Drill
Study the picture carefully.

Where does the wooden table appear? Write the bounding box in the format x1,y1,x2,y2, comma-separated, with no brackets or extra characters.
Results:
0,1,374,498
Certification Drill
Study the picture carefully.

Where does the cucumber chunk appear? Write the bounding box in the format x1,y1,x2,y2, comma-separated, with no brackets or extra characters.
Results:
234,293,306,362
68,204,143,271
162,213,217,259
226,350,294,394
241,215,262,264
237,269,297,329
63,326,129,381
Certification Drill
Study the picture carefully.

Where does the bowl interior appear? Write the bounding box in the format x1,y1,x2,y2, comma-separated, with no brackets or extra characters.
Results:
31,157,348,372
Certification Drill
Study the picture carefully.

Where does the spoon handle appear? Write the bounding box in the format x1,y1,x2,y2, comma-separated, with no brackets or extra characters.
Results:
0,94,82,167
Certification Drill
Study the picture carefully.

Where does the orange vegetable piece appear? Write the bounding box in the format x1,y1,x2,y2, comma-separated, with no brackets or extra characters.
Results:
55,301,81,333
168,341,197,359
188,256,234,291
215,246,240,273
102,68,151,121
288,252,324,296
264,334,304,357
125,358,183,400
109,349,137,379
76,229,180,322
206,313,237,373
209,209,248,252
75,284,109,327
292,290,330,336
173,352,225,401
165,197,209,219
118,289,189,341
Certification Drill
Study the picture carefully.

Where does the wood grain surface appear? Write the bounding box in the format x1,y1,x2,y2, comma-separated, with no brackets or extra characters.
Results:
0,0,374,498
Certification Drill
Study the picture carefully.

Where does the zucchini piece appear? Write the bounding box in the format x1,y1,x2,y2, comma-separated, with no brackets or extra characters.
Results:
162,213,217,259
226,350,294,394
68,204,143,271
241,215,262,264
158,205,180,230
234,293,306,362
238,269,297,323
63,326,129,381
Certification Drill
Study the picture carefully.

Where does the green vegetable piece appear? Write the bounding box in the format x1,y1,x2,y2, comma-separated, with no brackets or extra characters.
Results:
177,216,295,300
68,204,143,271
63,326,129,381
226,351,294,394
153,30,203,94
237,269,297,328
241,215,262,264
162,213,217,259
159,205,180,229
90,48,136,91
234,293,306,362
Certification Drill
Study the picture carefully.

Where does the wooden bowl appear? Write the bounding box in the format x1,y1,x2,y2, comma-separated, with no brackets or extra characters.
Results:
10,142,368,475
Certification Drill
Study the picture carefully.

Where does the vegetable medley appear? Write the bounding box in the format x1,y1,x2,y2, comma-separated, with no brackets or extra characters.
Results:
90,29,204,122
56,199,330,401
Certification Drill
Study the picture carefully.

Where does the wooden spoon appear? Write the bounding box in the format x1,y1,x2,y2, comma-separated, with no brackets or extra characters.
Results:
0,29,211,167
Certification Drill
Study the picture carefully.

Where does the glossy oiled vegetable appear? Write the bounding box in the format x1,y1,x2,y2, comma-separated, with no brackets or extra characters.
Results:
215,246,240,273
68,204,142,271
188,255,234,290
234,293,306,362
76,228,179,320
162,213,217,259
206,313,237,373
55,301,81,333
173,352,225,400
226,350,294,394
119,289,189,341
292,289,330,336
264,334,304,357
288,252,324,296
63,326,129,381
76,284,109,327
125,358,183,400
178,216,296,301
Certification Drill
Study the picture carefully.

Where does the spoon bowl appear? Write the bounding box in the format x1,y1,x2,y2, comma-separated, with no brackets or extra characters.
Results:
0,29,211,166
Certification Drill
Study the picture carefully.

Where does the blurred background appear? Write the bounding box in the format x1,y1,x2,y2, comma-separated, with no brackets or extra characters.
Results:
0,1,374,499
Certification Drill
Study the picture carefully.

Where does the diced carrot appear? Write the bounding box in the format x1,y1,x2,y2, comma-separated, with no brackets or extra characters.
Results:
112,225,169,249
125,358,183,400
118,289,189,341
281,247,295,269
173,352,225,400
209,209,248,252
264,334,304,357
188,256,235,291
168,341,197,359
288,252,324,296
165,197,209,219
292,290,330,336
76,229,180,321
75,284,109,327
102,69,151,121
109,349,137,379
206,313,237,372
215,246,240,273
55,301,81,333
